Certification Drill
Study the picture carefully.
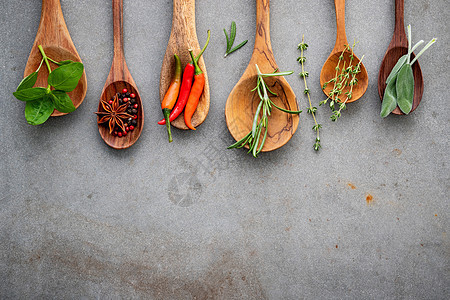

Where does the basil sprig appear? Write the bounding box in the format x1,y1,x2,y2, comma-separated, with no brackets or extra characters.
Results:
381,25,436,117
13,45,84,125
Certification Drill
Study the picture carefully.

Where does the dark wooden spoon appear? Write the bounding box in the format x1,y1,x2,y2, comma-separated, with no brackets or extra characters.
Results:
225,0,299,152
24,0,87,116
97,0,144,149
378,0,423,114
320,0,368,103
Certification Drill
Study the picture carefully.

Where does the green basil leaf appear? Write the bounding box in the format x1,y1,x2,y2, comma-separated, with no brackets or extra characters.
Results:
380,75,398,118
25,95,55,125
56,60,74,66
396,64,414,114
13,87,48,101
386,54,408,84
50,90,76,113
48,62,84,92
16,72,38,91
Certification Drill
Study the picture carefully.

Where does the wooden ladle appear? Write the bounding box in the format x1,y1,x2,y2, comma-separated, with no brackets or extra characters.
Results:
378,0,423,114
24,0,87,116
320,0,368,102
160,0,209,130
225,0,299,152
97,0,144,149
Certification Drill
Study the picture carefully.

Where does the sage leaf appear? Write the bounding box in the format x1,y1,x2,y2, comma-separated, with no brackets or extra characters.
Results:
381,75,398,117
16,72,38,91
396,64,414,114
386,54,408,84
48,62,83,92
13,87,48,101
50,90,76,113
25,95,55,125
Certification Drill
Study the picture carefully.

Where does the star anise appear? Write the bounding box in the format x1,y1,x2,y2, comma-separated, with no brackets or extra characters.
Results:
95,94,133,134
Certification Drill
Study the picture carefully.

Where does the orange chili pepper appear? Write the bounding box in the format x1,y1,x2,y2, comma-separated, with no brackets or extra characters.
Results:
161,54,181,142
184,50,205,130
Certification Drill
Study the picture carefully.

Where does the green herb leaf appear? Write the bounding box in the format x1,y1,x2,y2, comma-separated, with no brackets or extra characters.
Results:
380,75,398,117
48,62,84,92
56,60,75,66
228,40,248,55
24,95,55,125
230,21,236,47
50,90,76,113
16,72,38,91
13,87,48,101
224,28,231,52
396,64,414,114
386,54,408,84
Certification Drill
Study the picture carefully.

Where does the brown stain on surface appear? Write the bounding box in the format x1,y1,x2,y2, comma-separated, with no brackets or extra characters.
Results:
366,194,374,205
347,183,357,190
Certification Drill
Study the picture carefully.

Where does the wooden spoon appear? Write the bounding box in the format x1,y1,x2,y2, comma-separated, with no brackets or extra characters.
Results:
160,0,209,130
225,0,299,152
378,0,423,114
24,0,87,116
320,0,368,102
97,0,144,149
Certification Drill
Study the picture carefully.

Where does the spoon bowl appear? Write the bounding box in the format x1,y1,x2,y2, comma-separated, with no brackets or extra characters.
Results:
377,0,424,114
97,0,143,149
160,0,209,130
24,0,87,116
320,0,368,102
225,0,299,152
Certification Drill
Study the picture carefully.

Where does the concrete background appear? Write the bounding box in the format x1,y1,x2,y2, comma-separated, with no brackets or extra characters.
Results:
1,0,448,298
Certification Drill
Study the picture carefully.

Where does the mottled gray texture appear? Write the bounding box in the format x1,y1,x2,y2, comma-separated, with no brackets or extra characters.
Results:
1,0,449,299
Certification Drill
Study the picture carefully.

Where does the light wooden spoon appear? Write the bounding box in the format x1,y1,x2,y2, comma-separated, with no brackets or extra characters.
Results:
160,0,210,130
378,0,423,114
24,0,87,116
225,0,299,152
97,0,144,149
320,0,368,103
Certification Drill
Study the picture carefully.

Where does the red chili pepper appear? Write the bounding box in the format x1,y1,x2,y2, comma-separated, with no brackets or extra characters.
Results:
184,50,205,130
161,54,181,142
158,30,210,125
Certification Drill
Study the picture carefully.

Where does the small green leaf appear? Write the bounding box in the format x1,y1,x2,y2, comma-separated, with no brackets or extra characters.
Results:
396,64,414,114
16,72,38,91
230,21,236,47
386,54,408,84
224,28,231,52
50,90,76,113
380,75,398,117
48,62,84,92
56,60,75,66
228,40,248,55
25,95,55,125
13,87,48,101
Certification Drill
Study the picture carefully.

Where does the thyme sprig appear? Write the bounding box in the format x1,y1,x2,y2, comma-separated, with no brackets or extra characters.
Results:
228,64,301,157
297,35,321,151
320,41,364,121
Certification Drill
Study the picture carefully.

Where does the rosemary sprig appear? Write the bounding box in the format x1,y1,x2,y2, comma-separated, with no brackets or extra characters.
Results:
228,64,301,157
320,41,364,121
297,35,321,151
224,21,248,57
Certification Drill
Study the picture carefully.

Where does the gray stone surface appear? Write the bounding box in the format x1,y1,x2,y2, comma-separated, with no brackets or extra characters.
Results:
1,0,449,298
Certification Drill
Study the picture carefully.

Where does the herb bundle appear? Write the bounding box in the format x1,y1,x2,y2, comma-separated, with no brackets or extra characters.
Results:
297,35,321,151
223,21,248,57
228,64,301,157
13,45,84,125
380,25,436,117
320,42,364,121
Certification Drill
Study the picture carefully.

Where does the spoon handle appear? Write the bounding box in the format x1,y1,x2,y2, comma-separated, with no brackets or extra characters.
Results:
112,0,126,68
334,0,348,51
254,0,272,52
394,0,406,40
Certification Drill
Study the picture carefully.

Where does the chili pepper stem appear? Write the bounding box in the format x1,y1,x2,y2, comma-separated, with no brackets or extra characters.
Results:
163,108,173,142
